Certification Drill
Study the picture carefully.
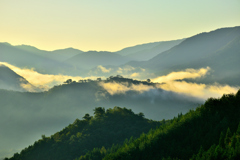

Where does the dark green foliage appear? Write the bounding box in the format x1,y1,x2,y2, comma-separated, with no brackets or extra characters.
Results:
225,128,232,146
191,123,240,160
93,107,105,119
219,132,225,148
6,89,240,160
7,107,161,160
236,122,240,135
95,90,240,160
82,114,92,121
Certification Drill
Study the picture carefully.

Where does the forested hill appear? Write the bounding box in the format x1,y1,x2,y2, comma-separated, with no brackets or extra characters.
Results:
97,90,240,160
6,107,163,160
6,90,240,160
77,90,240,160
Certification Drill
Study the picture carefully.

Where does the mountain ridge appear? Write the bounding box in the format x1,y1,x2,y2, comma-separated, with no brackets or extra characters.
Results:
5,90,240,160
0,64,36,92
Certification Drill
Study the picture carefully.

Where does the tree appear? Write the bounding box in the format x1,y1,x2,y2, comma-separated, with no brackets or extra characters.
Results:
219,132,225,148
93,107,105,119
41,134,46,140
138,112,145,118
83,114,92,121
225,128,232,146
64,79,72,84
236,122,240,135
97,78,102,81
146,79,151,83
231,133,237,147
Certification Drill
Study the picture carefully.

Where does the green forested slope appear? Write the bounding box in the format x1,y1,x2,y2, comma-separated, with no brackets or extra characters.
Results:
191,125,240,160
6,107,162,160
98,90,240,160
6,89,240,160
75,90,240,160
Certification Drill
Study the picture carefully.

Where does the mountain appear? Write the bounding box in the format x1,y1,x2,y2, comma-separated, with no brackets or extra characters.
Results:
0,64,36,92
1,40,184,75
99,90,240,160
15,44,48,56
49,48,83,61
0,43,74,74
16,45,82,61
125,39,184,61
64,51,133,69
6,90,240,160
80,90,240,160
116,41,162,56
1,26,239,80
129,26,240,85
0,76,202,159
5,107,163,160
199,35,240,85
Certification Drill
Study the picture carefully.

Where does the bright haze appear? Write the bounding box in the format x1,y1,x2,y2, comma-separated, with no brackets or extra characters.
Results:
0,0,240,51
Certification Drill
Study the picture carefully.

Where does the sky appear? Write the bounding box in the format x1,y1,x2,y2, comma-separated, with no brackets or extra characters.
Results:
0,0,240,51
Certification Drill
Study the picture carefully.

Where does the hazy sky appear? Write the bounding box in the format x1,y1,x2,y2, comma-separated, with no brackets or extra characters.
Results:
1,0,239,51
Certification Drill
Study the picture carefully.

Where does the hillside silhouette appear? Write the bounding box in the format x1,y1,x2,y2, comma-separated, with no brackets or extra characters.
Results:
6,90,240,160
0,65,36,92
0,76,202,159
130,26,240,85
5,107,163,160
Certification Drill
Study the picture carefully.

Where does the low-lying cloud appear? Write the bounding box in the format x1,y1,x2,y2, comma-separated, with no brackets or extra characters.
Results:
158,81,238,99
152,67,210,83
1,62,238,99
99,67,239,100
99,82,154,95
153,67,239,99
0,62,103,91
97,65,111,73
90,65,149,79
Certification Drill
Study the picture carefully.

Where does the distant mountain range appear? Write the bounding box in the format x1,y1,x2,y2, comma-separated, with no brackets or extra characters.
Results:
0,26,240,159
140,26,240,70
122,39,184,61
0,26,239,88
0,39,183,75
0,43,74,74
65,51,132,69
126,26,240,85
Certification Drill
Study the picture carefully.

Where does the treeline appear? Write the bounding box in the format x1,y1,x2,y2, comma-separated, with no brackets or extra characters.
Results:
6,107,162,160
63,75,152,85
191,125,240,159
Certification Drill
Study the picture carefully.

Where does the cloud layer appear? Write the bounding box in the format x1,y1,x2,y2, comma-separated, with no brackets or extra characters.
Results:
97,65,111,73
0,62,102,91
0,62,238,99
152,67,210,83
153,67,239,99
99,82,154,95
98,67,239,100
90,65,149,79
158,81,238,99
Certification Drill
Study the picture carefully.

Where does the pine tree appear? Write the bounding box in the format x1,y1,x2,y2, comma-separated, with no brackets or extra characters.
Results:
236,122,240,135
219,132,225,148
231,133,237,148
225,128,232,146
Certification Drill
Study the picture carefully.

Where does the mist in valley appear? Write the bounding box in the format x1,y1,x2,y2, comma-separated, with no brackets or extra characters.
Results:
0,26,240,159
